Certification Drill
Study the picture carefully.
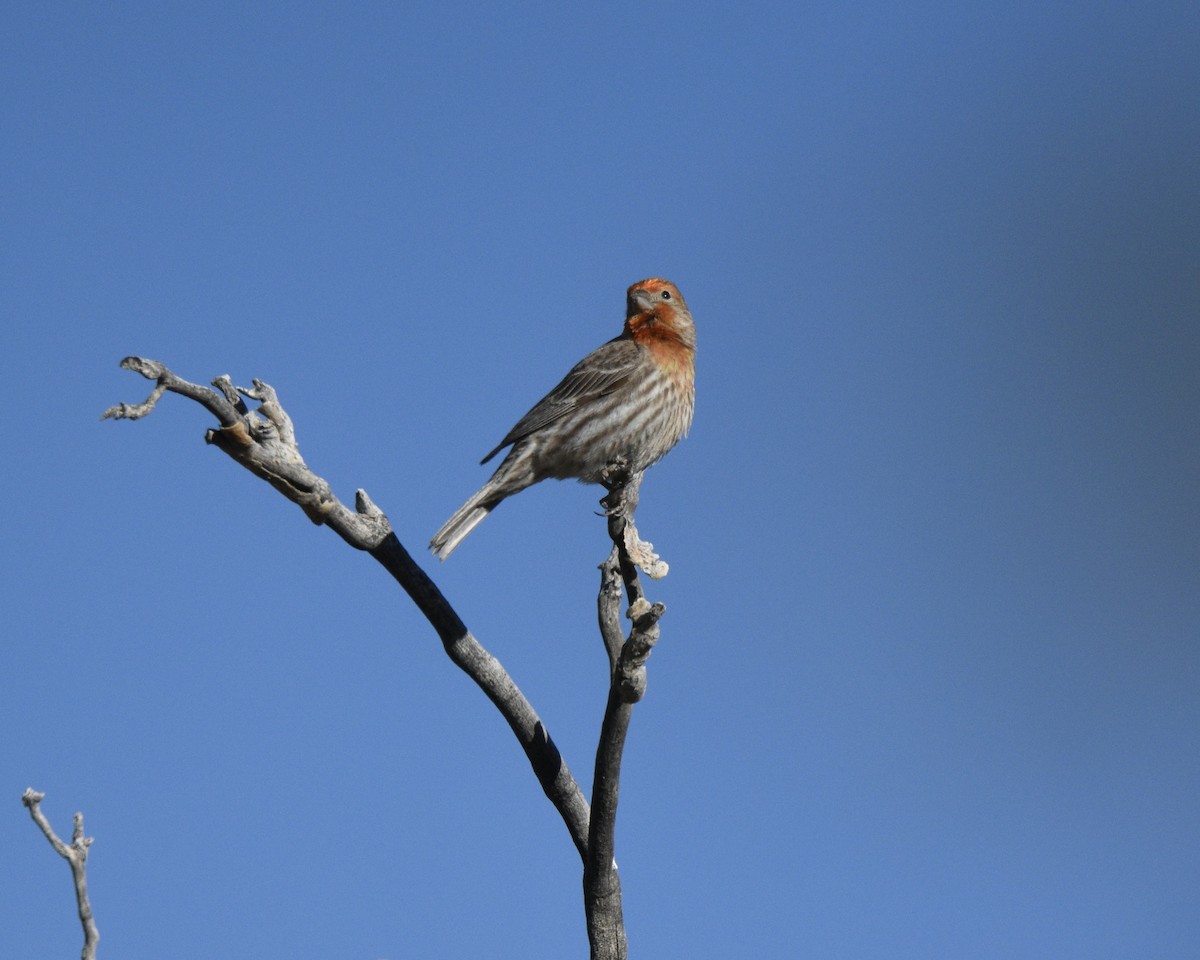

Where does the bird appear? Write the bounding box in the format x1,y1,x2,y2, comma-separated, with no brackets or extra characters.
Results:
430,277,696,560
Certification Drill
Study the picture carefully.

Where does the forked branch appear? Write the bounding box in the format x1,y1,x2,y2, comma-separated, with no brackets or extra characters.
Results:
582,462,668,960
103,358,674,960
22,789,99,960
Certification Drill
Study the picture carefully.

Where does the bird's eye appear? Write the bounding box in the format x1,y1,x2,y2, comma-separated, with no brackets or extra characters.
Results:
661,290,672,300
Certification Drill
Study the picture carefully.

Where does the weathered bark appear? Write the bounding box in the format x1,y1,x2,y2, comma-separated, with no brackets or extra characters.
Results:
22,789,99,960
100,359,674,959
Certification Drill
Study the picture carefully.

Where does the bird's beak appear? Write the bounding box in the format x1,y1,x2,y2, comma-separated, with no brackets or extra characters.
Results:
632,289,656,313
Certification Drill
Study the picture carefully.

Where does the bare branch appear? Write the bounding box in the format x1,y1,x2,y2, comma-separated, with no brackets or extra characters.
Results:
596,548,625,674
104,357,390,545
22,789,100,960
600,464,669,582
103,358,592,858
584,465,669,960
369,533,592,857
103,359,684,959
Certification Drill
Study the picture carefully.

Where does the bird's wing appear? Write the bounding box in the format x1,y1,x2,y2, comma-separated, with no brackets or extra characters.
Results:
480,336,640,463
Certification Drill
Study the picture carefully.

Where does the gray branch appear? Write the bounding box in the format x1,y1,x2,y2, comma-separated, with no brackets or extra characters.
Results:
102,357,391,544
22,789,100,960
582,464,667,960
368,533,592,856
103,358,591,851
103,358,672,960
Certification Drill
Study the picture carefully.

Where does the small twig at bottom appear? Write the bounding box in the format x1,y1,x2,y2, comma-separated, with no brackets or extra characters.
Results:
22,788,100,960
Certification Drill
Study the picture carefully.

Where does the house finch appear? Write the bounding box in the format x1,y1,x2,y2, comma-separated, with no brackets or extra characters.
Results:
430,277,696,560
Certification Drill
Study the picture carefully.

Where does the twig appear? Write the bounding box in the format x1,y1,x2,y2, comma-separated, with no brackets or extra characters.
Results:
22,789,100,960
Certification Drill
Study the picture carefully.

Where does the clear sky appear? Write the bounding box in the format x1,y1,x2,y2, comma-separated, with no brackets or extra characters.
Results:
5,2,1198,957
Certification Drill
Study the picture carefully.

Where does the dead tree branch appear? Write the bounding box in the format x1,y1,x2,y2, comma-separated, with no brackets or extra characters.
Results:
368,533,592,856
104,358,673,960
104,357,590,852
22,789,100,960
102,358,391,544
581,466,667,960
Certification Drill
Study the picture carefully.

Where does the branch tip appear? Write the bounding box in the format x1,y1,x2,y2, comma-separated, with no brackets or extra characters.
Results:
626,598,665,628
119,355,166,378
107,357,393,549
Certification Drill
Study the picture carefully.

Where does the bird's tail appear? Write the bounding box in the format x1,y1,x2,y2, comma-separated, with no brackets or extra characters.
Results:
430,483,504,560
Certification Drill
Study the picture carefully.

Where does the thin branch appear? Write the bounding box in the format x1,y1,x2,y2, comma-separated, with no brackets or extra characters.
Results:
22,789,99,960
583,466,667,960
102,357,390,541
601,466,669,585
370,533,591,857
103,358,592,856
596,547,625,674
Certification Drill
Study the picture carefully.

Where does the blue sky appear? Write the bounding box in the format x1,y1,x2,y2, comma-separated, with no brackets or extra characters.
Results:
4,2,1198,957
